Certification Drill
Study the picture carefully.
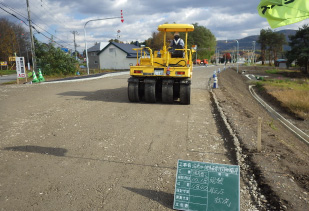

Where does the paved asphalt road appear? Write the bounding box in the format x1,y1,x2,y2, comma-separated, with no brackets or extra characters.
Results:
0,74,16,84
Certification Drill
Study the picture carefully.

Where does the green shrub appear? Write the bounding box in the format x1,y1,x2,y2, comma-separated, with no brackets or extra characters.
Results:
35,39,78,76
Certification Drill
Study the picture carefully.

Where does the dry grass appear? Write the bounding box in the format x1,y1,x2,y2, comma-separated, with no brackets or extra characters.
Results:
263,79,309,120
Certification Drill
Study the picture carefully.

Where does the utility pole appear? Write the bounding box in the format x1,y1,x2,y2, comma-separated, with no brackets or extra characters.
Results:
252,41,256,65
236,40,239,73
215,48,217,65
71,31,78,60
26,0,36,72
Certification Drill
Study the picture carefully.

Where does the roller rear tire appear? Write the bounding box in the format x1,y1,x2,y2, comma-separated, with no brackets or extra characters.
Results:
180,83,191,105
128,78,140,102
162,79,174,104
144,79,156,103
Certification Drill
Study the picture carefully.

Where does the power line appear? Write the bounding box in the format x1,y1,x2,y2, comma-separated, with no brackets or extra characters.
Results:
30,0,68,27
0,2,28,21
0,5,29,26
0,1,55,42
0,5,68,49
0,2,74,48
0,2,49,38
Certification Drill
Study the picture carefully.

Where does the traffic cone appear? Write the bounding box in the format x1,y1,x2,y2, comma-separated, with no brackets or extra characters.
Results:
32,70,39,83
38,69,45,82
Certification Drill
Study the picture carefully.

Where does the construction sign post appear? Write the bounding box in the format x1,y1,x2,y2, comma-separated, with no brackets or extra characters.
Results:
16,57,27,84
1,61,8,70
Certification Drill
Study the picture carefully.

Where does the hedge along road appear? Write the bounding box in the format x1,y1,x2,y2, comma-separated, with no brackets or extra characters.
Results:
0,67,254,210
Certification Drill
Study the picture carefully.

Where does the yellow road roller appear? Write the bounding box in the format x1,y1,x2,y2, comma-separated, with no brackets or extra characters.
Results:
128,23,195,104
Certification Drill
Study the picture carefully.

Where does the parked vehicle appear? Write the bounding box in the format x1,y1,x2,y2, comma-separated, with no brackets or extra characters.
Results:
275,59,287,67
194,59,201,65
201,59,208,65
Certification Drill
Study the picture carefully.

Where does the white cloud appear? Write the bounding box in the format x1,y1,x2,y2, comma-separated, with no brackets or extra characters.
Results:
1,0,308,52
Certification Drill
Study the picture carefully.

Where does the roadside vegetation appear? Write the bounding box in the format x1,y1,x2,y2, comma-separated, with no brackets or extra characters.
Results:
0,69,16,75
256,70,309,120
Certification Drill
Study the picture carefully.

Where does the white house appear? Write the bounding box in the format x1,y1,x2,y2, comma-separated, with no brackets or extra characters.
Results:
98,42,142,70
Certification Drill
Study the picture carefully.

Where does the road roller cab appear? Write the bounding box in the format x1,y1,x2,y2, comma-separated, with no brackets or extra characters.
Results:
128,24,195,104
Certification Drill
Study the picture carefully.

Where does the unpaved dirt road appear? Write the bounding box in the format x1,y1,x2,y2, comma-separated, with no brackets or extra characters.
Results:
0,67,255,210
214,67,309,211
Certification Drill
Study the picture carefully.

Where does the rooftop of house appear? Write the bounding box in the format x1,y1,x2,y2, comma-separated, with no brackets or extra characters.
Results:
87,42,109,52
98,42,146,58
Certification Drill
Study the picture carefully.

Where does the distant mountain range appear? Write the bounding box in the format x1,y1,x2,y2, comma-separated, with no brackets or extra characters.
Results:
216,29,297,52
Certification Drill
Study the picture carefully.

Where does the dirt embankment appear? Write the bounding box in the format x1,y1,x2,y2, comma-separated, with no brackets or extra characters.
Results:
213,67,309,211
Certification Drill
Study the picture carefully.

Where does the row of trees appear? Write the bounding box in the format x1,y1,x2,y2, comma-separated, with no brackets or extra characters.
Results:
0,18,78,75
258,25,309,74
0,18,30,62
257,28,286,66
286,25,309,74
144,23,216,60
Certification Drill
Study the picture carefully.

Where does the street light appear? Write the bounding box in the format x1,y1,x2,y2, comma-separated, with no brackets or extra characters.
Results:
84,17,122,75
235,40,239,73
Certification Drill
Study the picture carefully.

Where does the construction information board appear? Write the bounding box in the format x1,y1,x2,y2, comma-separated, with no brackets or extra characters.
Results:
16,57,26,78
173,160,240,211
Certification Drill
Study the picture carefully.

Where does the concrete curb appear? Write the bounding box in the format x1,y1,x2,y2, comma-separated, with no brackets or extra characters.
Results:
249,85,309,145
43,71,130,84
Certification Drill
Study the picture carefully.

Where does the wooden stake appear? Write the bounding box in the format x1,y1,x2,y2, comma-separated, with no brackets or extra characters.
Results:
257,117,262,152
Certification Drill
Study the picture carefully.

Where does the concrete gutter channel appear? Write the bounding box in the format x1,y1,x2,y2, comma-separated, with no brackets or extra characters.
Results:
249,85,309,145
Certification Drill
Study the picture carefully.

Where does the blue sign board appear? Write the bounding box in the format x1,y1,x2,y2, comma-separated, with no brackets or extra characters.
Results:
61,48,69,53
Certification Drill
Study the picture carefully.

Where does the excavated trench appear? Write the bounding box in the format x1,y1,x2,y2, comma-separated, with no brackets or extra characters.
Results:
209,84,283,210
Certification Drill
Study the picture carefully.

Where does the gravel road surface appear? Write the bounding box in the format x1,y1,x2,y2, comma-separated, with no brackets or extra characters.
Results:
0,67,255,210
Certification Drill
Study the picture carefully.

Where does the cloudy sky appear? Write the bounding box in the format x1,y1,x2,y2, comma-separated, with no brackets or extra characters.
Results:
1,0,308,52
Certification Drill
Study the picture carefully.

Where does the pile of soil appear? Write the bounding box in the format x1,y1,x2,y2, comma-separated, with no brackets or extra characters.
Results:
213,66,309,210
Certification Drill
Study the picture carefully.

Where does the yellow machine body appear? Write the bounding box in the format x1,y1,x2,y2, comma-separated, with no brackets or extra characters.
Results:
130,24,195,78
128,24,195,104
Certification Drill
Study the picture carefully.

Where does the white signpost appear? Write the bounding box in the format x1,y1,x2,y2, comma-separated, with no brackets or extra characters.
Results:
16,57,27,84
